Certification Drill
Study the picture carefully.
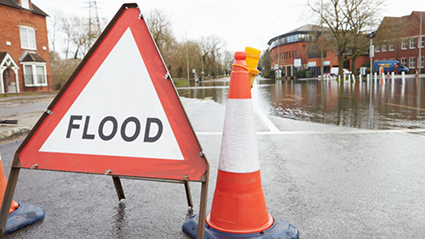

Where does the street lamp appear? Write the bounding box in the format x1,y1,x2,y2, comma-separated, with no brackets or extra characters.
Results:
367,30,376,129
367,31,376,81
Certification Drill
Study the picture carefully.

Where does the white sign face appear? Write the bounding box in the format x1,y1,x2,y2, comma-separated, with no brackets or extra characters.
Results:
370,45,374,57
308,62,316,67
40,28,184,160
294,59,302,68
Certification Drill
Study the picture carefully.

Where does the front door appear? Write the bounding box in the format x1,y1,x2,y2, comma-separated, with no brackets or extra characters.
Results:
2,68,17,93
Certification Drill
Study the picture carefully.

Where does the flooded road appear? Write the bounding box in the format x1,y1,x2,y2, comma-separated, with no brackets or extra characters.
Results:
177,76,425,130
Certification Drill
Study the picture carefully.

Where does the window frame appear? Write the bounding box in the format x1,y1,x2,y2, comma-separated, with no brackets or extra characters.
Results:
375,45,380,52
401,58,407,67
21,0,30,9
19,26,37,50
409,38,415,49
382,44,387,52
389,43,394,51
409,57,415,69
22,63,48,87
420,36,424,49
419,56,424,68
401,39,407,50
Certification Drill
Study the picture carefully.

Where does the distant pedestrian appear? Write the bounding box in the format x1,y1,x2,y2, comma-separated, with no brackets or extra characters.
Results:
394,64,398,75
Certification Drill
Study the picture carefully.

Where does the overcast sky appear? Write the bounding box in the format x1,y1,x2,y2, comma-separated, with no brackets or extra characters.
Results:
33,0,424,54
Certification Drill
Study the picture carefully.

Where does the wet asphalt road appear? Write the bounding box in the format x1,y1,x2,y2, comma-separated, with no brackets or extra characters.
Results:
1,97,425,238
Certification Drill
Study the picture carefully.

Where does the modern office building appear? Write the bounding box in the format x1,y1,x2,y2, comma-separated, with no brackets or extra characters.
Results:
268,24,369,78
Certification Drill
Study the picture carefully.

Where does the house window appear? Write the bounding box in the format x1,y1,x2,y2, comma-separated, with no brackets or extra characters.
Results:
401,58,407,67
21,0,29,9
401,39,407,50
410,38,415,49
23,64,47,87
420,36,424,48
409,57,415,69
20,26,36,50
295,50,298,57
375,46,380,52
389,44,394,51
382,44,387,52
419,56,424,68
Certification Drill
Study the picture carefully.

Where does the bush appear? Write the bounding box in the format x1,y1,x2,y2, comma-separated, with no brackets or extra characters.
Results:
295,69,312,78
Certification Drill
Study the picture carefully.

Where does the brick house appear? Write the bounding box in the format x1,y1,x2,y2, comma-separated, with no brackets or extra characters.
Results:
374,11,424,73
0,0,51,94
268,24,369,77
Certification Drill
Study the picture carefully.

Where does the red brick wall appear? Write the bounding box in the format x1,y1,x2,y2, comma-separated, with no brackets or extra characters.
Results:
0,3,51,93
374,12,424,73
270,42,368,75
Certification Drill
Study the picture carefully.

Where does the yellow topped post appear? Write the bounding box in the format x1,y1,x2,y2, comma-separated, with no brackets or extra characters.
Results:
244,47,261,88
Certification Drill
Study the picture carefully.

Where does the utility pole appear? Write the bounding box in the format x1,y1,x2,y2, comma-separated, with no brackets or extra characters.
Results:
277,36,280,80
320,0,324,80
186,40,190,86
87,0,101,35
419,12,422,74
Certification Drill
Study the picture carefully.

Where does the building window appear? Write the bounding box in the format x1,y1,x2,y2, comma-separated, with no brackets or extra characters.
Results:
389,44,394,51
420,36,424,48
21,0,29,9
401,39,407,50
295,50,298,57
409,57,415,69
382,44,387,52
23,64,47,87
401,58,407,67
20,26,36,50
292,51,294,58
375,46,380,52
410,38,415,49
419,56,424,68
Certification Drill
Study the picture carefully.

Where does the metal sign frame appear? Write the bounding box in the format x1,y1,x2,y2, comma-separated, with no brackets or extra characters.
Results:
0,4,209,238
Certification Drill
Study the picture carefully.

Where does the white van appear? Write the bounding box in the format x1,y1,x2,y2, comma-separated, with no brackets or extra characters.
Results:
331,67,351,76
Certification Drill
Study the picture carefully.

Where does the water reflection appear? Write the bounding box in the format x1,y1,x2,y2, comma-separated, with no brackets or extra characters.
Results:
112,201,127,238
177,77,425,130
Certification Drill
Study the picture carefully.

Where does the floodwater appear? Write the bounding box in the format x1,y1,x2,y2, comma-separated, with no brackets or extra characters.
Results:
177,76,425,130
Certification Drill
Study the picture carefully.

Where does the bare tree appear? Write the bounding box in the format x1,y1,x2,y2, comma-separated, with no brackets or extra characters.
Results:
201,35,224,78
47,8,64,52
309,0,384,76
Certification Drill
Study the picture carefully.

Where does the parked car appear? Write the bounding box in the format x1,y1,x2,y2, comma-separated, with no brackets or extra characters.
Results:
331,67,351,76
373,60,409,74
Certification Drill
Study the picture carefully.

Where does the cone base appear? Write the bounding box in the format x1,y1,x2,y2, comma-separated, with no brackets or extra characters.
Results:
183,214,299,239
5,202,45,235
206,213,273,234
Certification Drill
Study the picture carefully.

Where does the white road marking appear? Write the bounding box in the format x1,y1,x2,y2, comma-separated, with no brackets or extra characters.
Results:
195,128,425,135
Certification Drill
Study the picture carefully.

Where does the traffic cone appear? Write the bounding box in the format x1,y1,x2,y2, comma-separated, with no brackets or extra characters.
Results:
0,155,19,214
0,152,45,235
206,51,272,233
183,52,299,238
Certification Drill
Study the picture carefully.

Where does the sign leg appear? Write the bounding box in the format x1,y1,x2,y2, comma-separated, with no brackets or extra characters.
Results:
0,167,20,238
196,172,208,239
184,181,193,211
112,176,125,201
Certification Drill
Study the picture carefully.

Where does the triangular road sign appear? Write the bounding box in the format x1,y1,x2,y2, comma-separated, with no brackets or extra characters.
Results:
17,4,208,181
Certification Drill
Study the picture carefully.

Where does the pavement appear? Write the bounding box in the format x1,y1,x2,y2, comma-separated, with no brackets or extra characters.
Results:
0,94,56,143
1,94,425,238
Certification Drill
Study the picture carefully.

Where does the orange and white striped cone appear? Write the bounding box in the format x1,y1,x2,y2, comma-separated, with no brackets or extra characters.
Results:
205,51,272,233
183,52,299,238
1,152,45,235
